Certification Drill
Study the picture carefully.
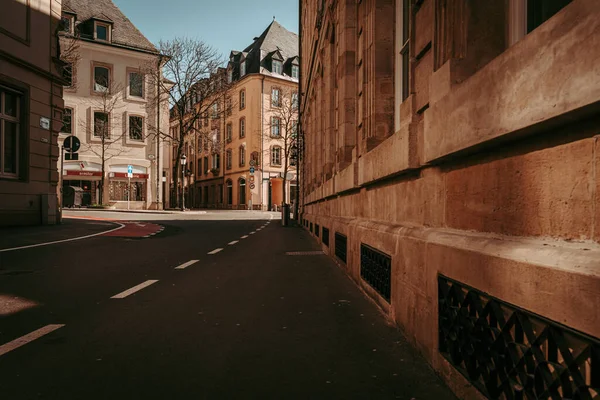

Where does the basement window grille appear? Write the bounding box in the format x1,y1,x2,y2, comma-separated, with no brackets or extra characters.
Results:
322,227,330,246
360,244,391,302
438,275,600,400
315,224,320,238
334,232,347,264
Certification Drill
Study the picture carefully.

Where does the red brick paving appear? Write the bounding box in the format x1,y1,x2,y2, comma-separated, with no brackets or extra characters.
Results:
101,222,164,238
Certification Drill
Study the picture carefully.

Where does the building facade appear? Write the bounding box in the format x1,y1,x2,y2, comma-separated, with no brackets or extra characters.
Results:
58,0,169,210
172,21,299,211
300,0,600,398
0,0,64,226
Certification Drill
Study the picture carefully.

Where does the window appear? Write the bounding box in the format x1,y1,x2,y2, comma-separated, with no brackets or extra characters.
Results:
272,60,283,74
271,146,281,166
240,60,246,77
239,178,246,205
239,117,245,138
271,87,281,107
400,0,410,101
61,107,72,135
0,87,22,178
271,117,281,137
95,22,110,41
94,66,110,93
129,72,144,98
203,156,209,173
211,103,218,119
239,89,246,110
227,69,233,83
93,111,109,138
527,0,571,33
212,153,220,170
226,123,232,142
250,151,259,166
239,145,245,167
129,115,143,141
226,149,232,169
60,14,73,33
62,63,73,87
292,91,299,110
291,120,298,138
291,65,299,79
226,180,233,205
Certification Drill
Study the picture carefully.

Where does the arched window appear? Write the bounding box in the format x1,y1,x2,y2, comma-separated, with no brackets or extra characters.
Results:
226,179,233,205
239,178,246,206
239,89,246,110
239,145,246,167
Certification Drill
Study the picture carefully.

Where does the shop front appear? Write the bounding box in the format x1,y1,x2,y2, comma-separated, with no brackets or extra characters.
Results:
108,165,149,209
62,162,103,206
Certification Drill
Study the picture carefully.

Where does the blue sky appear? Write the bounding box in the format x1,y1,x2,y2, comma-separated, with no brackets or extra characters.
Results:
113,0,299,60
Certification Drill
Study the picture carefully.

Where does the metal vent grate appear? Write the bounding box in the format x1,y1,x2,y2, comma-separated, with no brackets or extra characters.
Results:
315,224,320,237
439,275,600,400
322,227,330,246
334,232,347,264
360,244,391,302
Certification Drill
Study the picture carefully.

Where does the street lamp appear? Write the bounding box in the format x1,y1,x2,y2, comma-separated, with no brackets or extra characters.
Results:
180,154,187,211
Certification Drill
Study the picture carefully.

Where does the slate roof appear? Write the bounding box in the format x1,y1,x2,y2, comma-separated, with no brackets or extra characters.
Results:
63,0,158,54
233,20,298,76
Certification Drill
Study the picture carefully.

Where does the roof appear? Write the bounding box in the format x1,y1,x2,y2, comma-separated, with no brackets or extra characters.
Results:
243,20,298,63
63,0,157,54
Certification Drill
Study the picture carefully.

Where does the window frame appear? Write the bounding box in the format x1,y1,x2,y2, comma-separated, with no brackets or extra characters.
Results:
92,62,112,94
226,122,232,143
271,116,281,137
272,60,283,75
239,117,246,138
291,65,299,79
93,110,110,139
226,148,232,170
240,60,246,77
271,87,281,108
127,70,145,100
239,89,246,110
127,114,145,143
271,146,282,166
239,145,246,167
60,14,74,34
0,86,24,179
94,21,111,42
61,106,73,136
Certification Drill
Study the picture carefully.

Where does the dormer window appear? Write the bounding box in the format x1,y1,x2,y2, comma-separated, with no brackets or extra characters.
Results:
240,61,246,77
227,69,233,83
94,22,111,42
291,65,299,79
272,60,283,75
61,14,74,34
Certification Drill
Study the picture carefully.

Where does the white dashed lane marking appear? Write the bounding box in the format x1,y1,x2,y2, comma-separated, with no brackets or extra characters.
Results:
175,260,199,270
249,232,256,235
208,248,223,255
0,324,65,357
111,280,159,299
240,235,249,239
228,240,239,245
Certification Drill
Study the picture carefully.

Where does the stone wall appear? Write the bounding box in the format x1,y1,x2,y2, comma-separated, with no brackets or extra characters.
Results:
300,0,600,397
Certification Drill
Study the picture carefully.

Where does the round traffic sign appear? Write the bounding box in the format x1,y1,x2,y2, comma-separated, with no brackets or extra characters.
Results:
249,160,256,167
249,176,255,183
63,135,80,152
250,183,255,189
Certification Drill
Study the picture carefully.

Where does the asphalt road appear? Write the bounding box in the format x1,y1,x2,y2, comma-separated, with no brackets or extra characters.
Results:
0,212,456,399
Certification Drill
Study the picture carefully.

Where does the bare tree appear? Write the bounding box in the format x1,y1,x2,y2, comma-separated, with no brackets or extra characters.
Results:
57,23,81,89
80,78,127,205
262,87,299,207
145,37,233,208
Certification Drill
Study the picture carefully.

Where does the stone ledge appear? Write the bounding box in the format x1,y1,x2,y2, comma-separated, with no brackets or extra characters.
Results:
424,0,600,163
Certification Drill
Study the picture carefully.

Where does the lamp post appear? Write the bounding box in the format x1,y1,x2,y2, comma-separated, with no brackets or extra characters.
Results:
180,154,187,211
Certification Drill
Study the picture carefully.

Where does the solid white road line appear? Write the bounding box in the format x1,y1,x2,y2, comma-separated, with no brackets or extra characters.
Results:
111,280,159,299
0,324,65,357
175,260,199,270
0,222,125,253
228,240,239,245
208,248,223,255
240,235,249,239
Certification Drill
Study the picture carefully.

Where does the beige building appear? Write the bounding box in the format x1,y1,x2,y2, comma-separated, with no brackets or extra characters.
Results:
300,0,600,398
172,21,299,210
58,0,169,210
0,0,64,225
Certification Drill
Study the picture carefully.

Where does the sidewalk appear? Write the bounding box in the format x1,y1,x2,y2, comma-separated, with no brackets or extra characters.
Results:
256,221,458,399
0,218,118,251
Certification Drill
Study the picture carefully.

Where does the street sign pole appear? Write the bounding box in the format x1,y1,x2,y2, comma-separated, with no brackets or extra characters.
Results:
128,176,130,210
59,145,64,215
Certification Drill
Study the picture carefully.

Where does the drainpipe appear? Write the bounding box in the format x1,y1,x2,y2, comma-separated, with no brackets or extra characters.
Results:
156,55,162,210
261,75,265,210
